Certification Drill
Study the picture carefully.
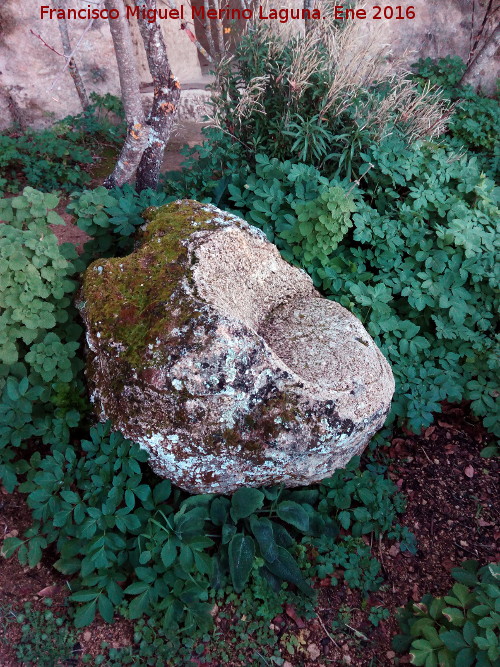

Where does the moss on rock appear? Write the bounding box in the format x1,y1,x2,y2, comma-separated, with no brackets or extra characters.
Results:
82,200,223,370
80,199,394,494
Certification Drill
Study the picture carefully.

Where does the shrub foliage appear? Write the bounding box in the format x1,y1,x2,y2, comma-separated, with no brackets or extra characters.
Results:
394,561,500,667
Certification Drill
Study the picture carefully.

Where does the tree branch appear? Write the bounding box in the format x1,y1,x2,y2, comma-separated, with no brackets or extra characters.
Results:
460,22,500,90
29,29,64,57
53,0,90,109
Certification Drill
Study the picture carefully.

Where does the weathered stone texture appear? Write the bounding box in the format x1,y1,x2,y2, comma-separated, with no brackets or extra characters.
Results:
0,0,206,130
1,0,497,129
80,200,394,493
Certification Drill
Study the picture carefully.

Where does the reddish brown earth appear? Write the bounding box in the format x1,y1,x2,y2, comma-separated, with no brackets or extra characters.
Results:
0,403,497,666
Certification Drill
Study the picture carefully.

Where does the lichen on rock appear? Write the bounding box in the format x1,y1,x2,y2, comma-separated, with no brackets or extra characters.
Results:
79,199,395,494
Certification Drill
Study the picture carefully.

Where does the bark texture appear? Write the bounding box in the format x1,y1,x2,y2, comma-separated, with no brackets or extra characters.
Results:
53,0,89,109
202,0,216,60
212,0,225,58
135,0,181,192
461,23,500,89
103,0,149,188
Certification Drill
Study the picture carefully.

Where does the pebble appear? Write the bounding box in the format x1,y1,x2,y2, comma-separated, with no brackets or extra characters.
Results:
83,631,92,642
4,529,18,538
307,643,321,660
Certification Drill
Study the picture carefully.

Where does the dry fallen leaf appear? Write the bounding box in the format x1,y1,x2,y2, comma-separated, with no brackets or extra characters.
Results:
37,585,58,597
285,604,305,629
307,643,321,660
388,544,400,557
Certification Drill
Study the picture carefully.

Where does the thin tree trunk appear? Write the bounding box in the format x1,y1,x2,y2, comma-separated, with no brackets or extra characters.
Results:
104,0,149,188
460,23,500,90
53,0,89,109
135,0,181,192
203,0,216,61
304,0,313,33
181,22,213,64
212,0,225,59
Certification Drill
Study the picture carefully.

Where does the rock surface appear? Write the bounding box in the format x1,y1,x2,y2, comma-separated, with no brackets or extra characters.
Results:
1,0,497,130
80,200,394,493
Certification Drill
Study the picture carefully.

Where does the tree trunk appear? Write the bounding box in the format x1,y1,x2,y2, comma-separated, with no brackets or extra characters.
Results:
135,0,181,192
212,0,225,59
203,0,216,61
53,0,89,109
103,0,149,188
460,23,500,90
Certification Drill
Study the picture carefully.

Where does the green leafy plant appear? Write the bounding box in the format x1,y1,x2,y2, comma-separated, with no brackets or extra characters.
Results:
0,188,86,492
229,141,499,436
5,600,78,667
58,92,126,148
0,93,126,193
412,56,499,177
228,154,357,267
311,535,383,595
369,606,390,627
0,131,93,192
393,560,500,667
166,20,447,204
2,422,409,637
68,184,173,259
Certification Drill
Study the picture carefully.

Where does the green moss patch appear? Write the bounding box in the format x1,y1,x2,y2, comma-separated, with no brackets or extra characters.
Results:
82,200,218,369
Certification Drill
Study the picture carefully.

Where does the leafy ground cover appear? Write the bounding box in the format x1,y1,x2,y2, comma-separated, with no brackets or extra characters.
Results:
0,31,498,666
0,94,125,195
0,404,497,666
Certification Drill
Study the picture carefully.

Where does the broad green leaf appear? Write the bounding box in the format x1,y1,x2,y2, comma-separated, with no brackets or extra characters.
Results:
98,593,114,623
264,546,314,597
74,600,97,628
70,591,99,603
276,501,310,532
160,540,177,569
249,515,278,563
441,630,467,652
230,488,265,521
455,647,475,667
228,533,255,593
442,607,464,626
1,537,23,558
409,639,435,666
128,589,150,619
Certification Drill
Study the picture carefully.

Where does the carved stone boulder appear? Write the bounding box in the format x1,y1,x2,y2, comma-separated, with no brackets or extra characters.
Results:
79,200,394,493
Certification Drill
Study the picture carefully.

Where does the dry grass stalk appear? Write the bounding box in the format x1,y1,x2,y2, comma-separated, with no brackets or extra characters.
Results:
287,30,323,97
233,74,270,120
355,78,453,141
210,1,450,142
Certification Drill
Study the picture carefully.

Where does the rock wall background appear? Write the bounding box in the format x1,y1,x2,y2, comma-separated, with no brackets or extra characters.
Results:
0,0,497,130
0,0,205,129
